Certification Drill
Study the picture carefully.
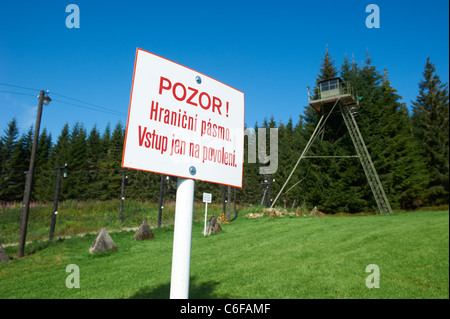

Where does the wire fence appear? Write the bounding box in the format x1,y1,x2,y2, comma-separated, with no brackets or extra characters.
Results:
0,169,239,246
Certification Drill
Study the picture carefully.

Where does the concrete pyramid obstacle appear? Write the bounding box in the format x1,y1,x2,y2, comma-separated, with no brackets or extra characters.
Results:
0,245,10,263
89,227,118,254
204,216,222,236
134,219,155,241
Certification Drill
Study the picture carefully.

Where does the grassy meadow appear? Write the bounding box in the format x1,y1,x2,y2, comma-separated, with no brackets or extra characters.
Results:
0,207,448,299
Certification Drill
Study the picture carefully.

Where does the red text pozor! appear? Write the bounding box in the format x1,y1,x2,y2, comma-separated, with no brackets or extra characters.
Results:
159,76,229,117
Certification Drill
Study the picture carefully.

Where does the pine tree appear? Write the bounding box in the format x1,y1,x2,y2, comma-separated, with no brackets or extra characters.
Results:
103,122,125,199
86,125,104,199
289,115,310,209
35,129,52,167
0,126,33,201
51,123,70,166
318,46,338,81
0,119,20,201
241,121,263,205
49,123,71,200
0,118,19,170
66,122,88,199
102,122,111,154
412,57,449,205
347,55,385,209
273,117,296,207
33,128,53,201
86,125,102,170
374,69,428,208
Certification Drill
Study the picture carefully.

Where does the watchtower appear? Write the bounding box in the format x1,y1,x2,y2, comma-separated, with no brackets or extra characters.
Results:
273,77,392,215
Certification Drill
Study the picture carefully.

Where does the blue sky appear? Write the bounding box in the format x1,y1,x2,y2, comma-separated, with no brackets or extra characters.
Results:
0,0,448,139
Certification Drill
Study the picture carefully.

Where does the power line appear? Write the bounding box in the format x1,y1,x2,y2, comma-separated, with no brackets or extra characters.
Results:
0,89,36,97
0,82,127,118
51,92,127,117
0,83,40,92
52,98,127,117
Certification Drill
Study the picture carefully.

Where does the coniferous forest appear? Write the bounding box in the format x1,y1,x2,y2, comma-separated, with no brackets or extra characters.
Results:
0,51,448,213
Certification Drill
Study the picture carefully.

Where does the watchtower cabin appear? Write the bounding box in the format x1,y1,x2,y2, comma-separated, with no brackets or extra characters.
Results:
308,77,359,114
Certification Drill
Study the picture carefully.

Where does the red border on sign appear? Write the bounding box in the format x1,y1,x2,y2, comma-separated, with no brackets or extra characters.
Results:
122,48,245,189
121,48,139,173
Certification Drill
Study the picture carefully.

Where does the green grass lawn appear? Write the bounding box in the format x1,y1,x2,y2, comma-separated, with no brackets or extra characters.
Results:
0,210,448,299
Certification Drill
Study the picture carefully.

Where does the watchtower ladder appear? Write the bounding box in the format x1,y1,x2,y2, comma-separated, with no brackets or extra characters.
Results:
341,105,393,215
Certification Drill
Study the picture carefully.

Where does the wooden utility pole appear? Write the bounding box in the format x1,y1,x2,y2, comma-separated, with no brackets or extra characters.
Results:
158,174,165,228
49,164,66,240
18,90,49,257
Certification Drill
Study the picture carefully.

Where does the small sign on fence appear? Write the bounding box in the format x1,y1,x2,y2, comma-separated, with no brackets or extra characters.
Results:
202,193,212,237
202,192,212,204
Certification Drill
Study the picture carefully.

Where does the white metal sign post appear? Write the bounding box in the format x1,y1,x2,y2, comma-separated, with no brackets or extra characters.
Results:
122,48,244,299
202,193,212,236
170,178,195,298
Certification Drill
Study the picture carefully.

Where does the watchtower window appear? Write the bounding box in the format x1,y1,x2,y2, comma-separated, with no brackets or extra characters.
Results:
320,79,339,92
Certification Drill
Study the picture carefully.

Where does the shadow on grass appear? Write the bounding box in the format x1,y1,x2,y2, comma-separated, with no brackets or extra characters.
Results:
129,276,229,299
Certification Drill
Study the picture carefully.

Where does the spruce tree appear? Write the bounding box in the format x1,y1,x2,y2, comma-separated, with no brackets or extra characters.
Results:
347,55,385,210
103,122,125,199
86,125,103,199
374,69,428,208
290,114,310,209
86,125,102,170
50,123,71,200
102,122,111,155
0,119,20,201
66,122,88,199
0,118,19,171
51,123,70,167
1,126,33,201
240,121,263,205
318,46,338,81
412,57,449,205
274,118,295,207
33,128,53,201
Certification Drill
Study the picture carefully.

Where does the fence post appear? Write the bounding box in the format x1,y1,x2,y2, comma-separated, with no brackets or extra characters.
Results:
49,165,65,240
227,186,231,221
158,174,164,228
222,185,226,213
234,187,237,218
119,170,126,223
